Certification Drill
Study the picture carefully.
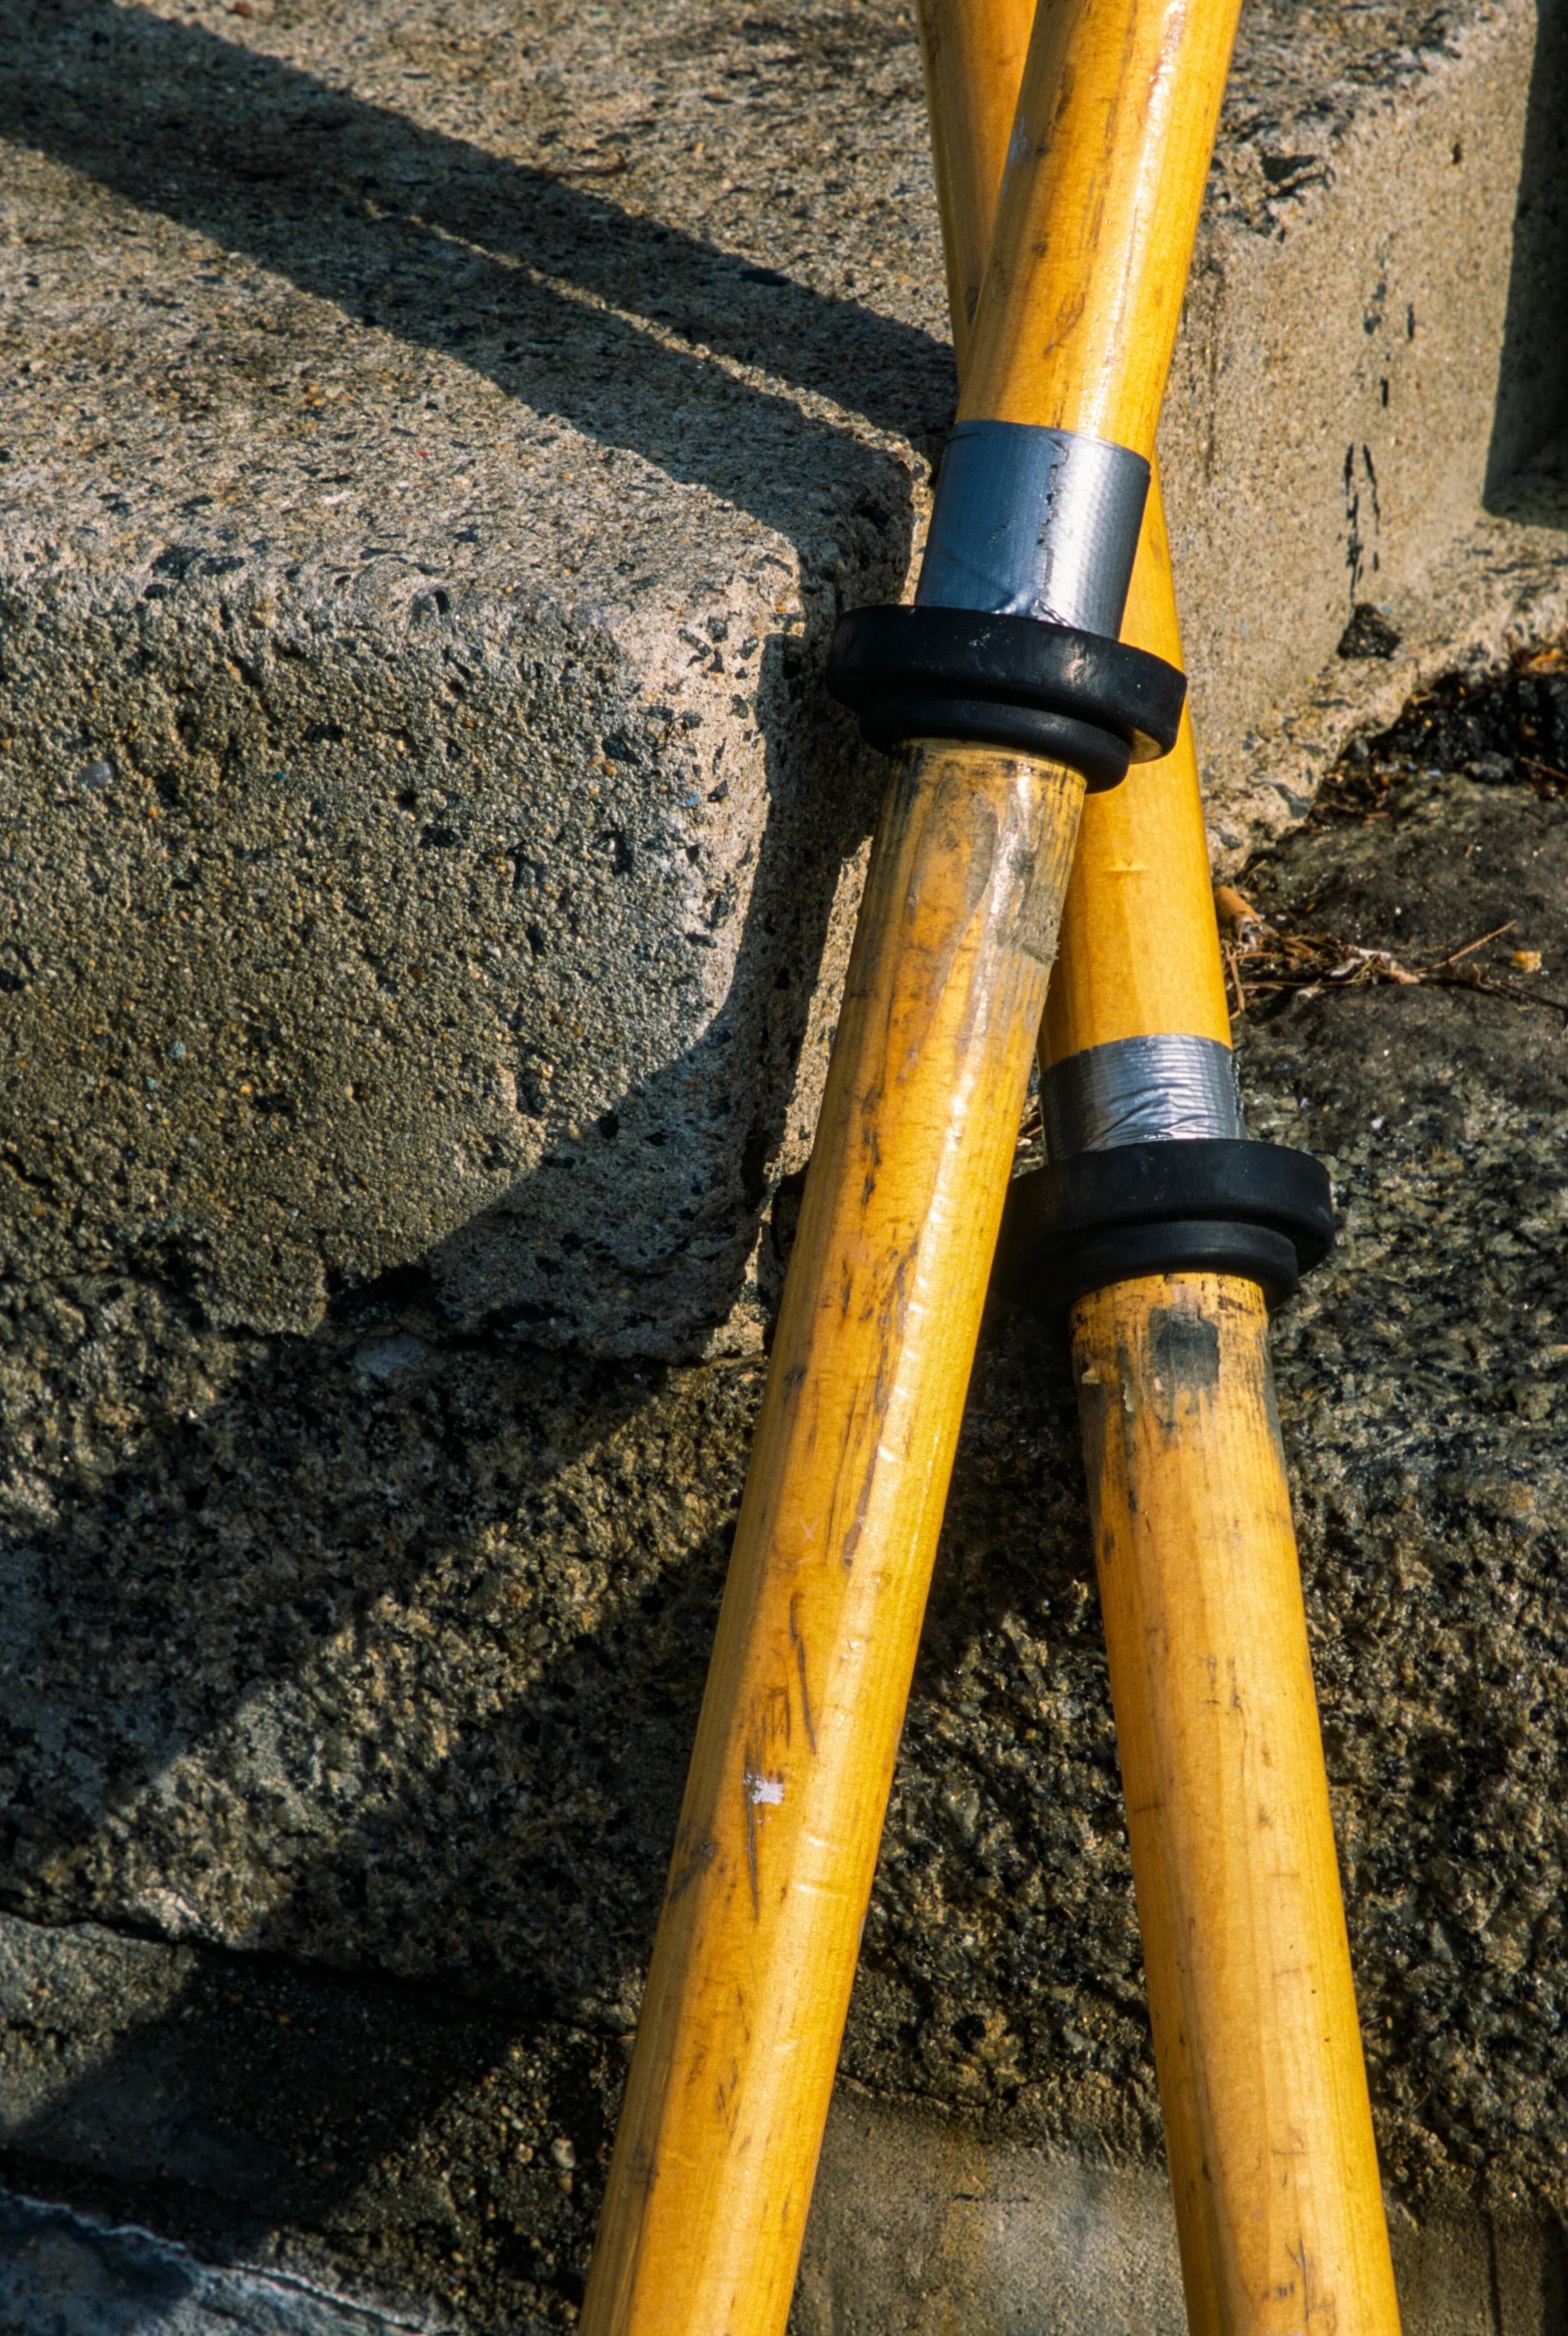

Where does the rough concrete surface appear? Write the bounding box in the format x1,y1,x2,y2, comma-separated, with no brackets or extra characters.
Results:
2,0,1567,1361
9,655,1568,2326
799,2097,1568,2336
5,0,1568,2326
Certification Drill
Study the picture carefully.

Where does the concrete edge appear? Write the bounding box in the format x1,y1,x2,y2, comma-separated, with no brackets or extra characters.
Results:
1207,438,1568,869
0,2185,454,2336
798,2090,1566,2336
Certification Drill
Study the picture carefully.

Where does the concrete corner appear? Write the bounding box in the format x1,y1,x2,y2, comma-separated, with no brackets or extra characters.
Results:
2,0,1566,1356
5,1,1568,2332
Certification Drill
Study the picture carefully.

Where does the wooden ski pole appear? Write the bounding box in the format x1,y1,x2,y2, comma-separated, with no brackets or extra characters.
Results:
580,0,1233,2322
918,5,1404,2328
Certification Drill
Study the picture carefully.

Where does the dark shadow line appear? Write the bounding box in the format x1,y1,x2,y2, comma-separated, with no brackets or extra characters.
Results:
0,0,957,537
1483,0,1568,507
0,1285,1083,2318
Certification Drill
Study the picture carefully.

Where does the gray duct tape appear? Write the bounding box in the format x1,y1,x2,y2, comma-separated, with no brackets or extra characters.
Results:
1041,1034,1245,1159
916,421,1150,637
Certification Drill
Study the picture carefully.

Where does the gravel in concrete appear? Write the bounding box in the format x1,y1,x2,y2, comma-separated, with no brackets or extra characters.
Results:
6,653,1568,2324
3,0,1566,1360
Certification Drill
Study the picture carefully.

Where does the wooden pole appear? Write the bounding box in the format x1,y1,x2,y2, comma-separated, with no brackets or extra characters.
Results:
917,8,1403,2329
1074,1276,1403,2336
959,0,1243,457
584,738,1079,2336
581,0,1235,2324
918,0,1228,1054
1044,471,1232,1064
916,0,1033,370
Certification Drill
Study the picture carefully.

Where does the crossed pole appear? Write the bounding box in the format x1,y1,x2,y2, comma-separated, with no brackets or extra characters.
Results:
924,3,1402,2327
581,0,1402,2326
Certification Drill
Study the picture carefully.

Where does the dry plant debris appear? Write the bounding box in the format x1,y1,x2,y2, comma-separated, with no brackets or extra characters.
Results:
1216,888,1567,1017
1218,638,1568,1021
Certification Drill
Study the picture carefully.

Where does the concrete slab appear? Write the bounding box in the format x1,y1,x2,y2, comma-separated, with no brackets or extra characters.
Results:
8,655,1568,2324
1,0,1565,1359
5,1,1568,2329
0,2189,441,2336
0,1910,1560,2334
800,2097,1557,2336
1203,437,1568,848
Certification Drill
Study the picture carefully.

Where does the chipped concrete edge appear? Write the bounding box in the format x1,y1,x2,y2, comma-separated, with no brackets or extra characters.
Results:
1207,448,1568,872
0,2185,457,2336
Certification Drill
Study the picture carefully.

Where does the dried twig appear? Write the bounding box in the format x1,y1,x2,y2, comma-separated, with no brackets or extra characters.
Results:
1432,921,1514,969
1221,939,1248,1017
1221,908,1565,1019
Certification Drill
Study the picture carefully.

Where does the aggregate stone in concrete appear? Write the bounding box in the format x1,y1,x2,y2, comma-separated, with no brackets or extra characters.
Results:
2,0,1566,1362
6,656,1568,2327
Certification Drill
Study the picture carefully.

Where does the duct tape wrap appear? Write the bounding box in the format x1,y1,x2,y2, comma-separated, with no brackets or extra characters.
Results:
916,421,1150,637
825,421,1182,787
1041,1034,1244,1159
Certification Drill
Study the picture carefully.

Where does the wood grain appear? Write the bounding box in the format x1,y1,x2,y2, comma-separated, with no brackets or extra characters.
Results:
1044,464,1233,1057
920,19,1400,2336
961,0,1247,454
581,741,1084,2336
1073,1274,1402,2336
917,0,1034,373
918,0,1232,1057
587,0,1260,2320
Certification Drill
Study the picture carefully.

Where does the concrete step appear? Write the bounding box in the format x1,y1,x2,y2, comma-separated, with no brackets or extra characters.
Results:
8,667,1568,2321
5,1,1568,2330
2,0,1565,1360
2,1907,1564,2335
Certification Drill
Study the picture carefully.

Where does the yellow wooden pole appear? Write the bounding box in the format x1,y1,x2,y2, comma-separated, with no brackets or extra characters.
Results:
916,0,1245,1083
580,0,1229,2324
1075,1277,1403,2336
918,8,1403,2330
919,0,1226,1051
584,740,1079,2336
1044,474,1231,1063
960,0,1243,457
916,0,1034,370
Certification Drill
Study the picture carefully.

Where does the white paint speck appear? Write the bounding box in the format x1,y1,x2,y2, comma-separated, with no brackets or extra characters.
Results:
745,1770,784,1806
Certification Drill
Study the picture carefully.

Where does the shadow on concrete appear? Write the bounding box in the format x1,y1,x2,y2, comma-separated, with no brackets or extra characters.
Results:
1484,0,1568,509
417,615,884,1356
0,0,956,546
0,1296,740,2316
0,5,1103,2314
0,560,1084,2312
0,0,928,1365
0,1251,1088,2319
0,617,893,2054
